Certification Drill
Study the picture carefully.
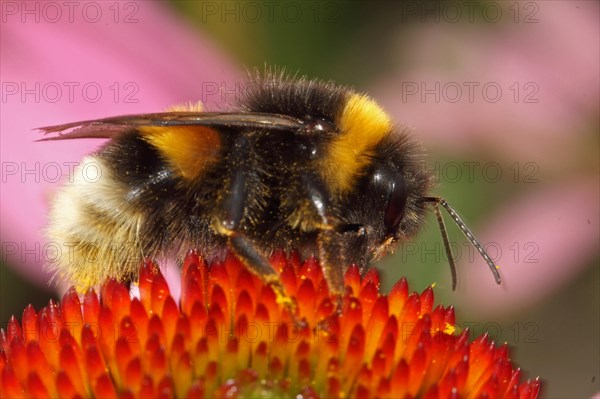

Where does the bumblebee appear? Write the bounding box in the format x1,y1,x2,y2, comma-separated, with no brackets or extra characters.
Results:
40,70,500,309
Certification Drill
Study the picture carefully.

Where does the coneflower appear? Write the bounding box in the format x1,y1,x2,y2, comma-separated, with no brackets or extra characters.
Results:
0,251,541,398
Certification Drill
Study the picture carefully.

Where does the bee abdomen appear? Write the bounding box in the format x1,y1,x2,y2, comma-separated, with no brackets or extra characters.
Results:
47,155,145,291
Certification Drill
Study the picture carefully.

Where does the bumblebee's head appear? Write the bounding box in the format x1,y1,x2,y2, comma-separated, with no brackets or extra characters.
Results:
330,94,500,286
339,125,432,264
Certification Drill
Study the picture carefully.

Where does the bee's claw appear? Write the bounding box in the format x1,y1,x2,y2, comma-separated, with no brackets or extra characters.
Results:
272,286,307,328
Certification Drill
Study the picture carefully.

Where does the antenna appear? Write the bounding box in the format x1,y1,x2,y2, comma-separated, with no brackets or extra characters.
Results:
423,196,502,289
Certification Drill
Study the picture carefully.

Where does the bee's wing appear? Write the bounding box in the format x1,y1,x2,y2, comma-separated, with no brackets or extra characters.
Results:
37,112,307,141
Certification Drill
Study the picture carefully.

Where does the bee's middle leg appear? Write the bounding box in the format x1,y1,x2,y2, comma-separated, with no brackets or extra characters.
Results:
215,168,299,319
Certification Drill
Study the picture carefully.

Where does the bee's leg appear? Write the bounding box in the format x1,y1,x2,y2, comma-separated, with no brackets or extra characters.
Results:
215,167,300,321
318,229,351,316
223,231,302,322
299,174,346,312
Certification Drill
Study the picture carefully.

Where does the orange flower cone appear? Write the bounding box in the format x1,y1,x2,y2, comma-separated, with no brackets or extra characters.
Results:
0,251,541,398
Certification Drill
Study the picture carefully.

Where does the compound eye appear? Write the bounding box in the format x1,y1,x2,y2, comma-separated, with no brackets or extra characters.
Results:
384,174,408,236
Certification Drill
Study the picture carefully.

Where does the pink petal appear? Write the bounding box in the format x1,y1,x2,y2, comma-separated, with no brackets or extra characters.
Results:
1,1,238,286
374,1,599,159
458,179,599,316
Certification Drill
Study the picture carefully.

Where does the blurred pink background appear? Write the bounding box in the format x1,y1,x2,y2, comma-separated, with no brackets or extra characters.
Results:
373,1,599,318
1,1,238,287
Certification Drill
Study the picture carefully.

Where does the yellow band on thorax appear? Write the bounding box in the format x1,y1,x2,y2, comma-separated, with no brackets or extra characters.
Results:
322,93,392,194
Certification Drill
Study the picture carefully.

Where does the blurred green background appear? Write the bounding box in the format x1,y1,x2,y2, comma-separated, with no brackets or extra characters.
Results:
1,1,598,397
